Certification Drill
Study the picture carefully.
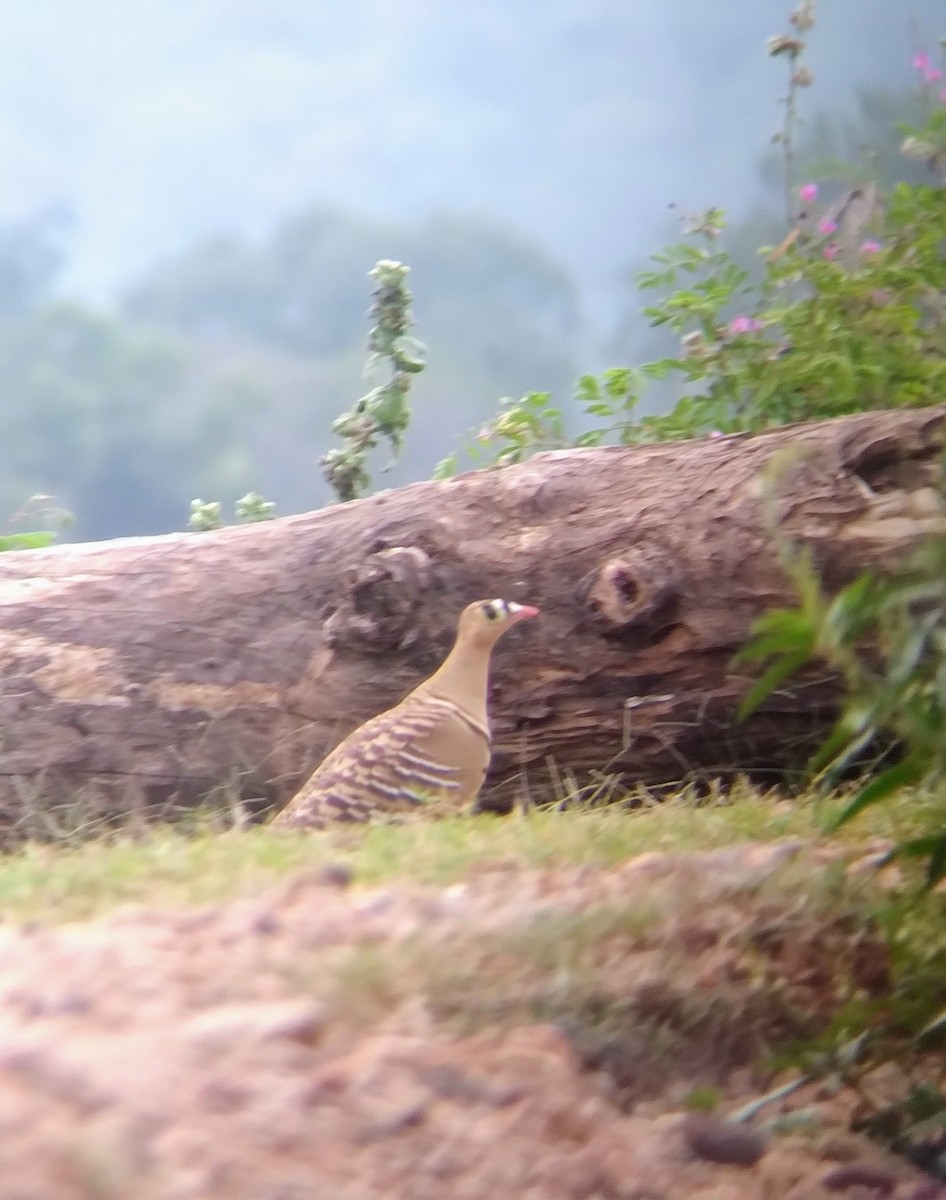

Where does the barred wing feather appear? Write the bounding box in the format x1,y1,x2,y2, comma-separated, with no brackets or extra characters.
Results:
275,694,490,829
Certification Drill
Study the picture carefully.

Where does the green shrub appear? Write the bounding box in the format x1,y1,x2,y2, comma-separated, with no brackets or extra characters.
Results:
739,463,946,885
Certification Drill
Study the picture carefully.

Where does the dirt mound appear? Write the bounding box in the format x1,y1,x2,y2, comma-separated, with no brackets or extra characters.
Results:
0,840,933,1199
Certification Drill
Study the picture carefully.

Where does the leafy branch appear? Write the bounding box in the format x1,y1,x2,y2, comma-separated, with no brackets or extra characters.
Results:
321,260,427,502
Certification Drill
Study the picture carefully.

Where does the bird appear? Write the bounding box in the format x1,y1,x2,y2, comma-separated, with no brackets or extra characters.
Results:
273,598,539,829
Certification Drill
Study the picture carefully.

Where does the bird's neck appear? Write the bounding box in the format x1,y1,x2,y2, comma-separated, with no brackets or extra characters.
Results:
417,636,493,726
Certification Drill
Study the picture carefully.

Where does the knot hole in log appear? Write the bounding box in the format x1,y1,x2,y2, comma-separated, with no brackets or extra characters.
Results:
583,551,682,644
323,544,433,654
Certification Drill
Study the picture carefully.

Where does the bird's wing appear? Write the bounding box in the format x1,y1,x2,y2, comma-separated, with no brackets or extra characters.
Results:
274,693,490,828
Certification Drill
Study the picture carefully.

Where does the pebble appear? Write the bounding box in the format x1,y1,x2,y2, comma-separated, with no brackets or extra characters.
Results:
682,1112,768,1166
821,1163,896,1193
184,1000,325,1051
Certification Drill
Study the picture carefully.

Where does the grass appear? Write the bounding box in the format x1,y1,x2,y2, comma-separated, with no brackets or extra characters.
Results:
0,779,939,925
0,778,943,1157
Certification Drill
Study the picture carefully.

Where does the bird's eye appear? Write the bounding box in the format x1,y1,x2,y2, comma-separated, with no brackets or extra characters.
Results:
481,599,508,621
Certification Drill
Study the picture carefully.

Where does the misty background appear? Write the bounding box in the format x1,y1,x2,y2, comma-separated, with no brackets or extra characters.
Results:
0,1,934,540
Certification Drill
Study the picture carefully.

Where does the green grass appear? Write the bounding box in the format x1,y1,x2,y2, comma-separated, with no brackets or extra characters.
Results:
0,780,938,925
0,780,942,1152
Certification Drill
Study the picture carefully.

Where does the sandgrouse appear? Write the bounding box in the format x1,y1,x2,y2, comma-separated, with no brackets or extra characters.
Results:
273,598,539,829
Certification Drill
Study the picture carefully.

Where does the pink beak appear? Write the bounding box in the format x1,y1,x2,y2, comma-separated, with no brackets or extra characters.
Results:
511,604,540,622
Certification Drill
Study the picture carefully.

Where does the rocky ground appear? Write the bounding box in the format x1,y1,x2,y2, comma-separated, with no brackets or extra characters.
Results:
0,837,939,1200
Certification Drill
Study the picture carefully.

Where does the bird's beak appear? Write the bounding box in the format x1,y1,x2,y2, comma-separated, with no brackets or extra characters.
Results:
509,603,540,622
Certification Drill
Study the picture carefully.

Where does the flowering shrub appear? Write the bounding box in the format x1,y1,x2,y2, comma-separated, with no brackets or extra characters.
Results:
734,43,946,890
438,41,946,474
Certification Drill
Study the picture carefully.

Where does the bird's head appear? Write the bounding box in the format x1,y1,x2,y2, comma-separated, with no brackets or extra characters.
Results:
458,598,540,649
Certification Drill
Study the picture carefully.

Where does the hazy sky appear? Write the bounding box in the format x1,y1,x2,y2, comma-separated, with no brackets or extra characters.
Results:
0,1,933,320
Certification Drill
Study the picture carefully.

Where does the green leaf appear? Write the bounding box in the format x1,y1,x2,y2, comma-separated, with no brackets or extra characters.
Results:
917,1008,946,1043
640,359,678,381
902,1103,946,1142
575,374,600,402
924,832,946,887
894,833,945,859
602,368,634,399
824,573,876,641
888,607,941,686
737,648,811,721
827,758,924,831
810,719,877,781
737,609,815,662
432,453,458,480
0,531,56,552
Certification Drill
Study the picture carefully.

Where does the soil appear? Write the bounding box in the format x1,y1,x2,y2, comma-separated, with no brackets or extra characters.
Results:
0,838,939,1200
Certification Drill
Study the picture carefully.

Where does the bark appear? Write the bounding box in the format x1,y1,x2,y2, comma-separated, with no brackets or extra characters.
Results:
0,405,943,836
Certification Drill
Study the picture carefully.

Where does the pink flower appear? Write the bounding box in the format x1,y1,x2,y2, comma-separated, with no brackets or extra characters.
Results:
861,239,882,254
729,316,764,335
818,218,838,235
823,242,840,261
913,53,931,72
799,182,818,203
925,68,944,83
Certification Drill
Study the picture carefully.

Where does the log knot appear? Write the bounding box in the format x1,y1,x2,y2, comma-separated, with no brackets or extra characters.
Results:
584,551,681,639
323,545,433,654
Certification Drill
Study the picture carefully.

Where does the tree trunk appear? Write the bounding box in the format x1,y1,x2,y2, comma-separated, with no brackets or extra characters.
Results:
0,405,943,837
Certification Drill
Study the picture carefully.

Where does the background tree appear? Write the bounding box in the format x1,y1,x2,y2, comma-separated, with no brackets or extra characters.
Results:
0,209,580,539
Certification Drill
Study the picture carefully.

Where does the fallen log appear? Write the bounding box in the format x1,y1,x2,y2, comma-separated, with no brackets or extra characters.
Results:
0,405,943,836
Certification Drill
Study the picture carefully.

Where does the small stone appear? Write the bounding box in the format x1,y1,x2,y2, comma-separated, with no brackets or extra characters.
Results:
819,1135,867,1163
422,1063,491,1103
300,1068,348,1105
821,1163,896,1193
419,1061,525,1109
198,1077,252,1113
316,862,354,889
184,1000,325,1051
902,1184,946,1200
421,1145,461,1179
354,1099,428,1143
249,908,280,935
682,1112,768,1166
488,1082,526,1108
23,990,93,1018
907,1180,946,1200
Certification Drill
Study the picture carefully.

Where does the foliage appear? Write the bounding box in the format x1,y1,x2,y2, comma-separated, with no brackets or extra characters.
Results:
739,456,946,886
234,491,277,523
0,301,271,540
0,494,73,554
0,782,919,918
738,877,946,1176
433,366,672,477
0,208,577,542
441,37,946,474
190,257,427,518
322,260,427,501
447,167,946,470
187,499,223,532
706,38,946,907
188,491,277,532
0,532,55,552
